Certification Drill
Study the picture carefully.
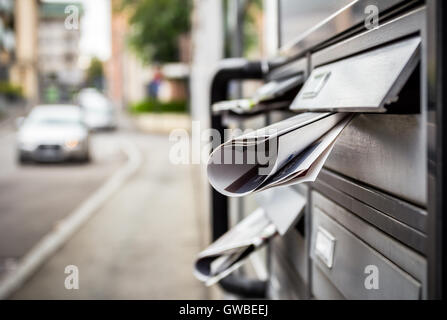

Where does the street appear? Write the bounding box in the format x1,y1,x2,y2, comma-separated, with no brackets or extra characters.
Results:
0,115,209,299
0,129,125,276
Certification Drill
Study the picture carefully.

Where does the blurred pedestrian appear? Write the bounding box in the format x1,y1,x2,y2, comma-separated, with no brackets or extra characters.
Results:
147,68,162,99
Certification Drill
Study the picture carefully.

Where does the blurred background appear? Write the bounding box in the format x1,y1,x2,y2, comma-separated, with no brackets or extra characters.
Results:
0,0,276,299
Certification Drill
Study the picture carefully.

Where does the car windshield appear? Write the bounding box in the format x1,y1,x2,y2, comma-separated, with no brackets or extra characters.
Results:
26,109,82,126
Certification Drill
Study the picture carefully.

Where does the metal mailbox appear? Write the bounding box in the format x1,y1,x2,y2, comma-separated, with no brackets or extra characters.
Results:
207,0,444,300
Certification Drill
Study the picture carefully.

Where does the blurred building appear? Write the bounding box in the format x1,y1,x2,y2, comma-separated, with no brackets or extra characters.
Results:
106,3,125,107
158,63,189,103
158,35,191,103
107,0,193,108
106,0,147,108
2,0,39,103
38,2,83,101
0,0,15,81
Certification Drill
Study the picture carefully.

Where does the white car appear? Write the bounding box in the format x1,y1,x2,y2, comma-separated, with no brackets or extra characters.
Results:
78,89,117,130
16,105,90,163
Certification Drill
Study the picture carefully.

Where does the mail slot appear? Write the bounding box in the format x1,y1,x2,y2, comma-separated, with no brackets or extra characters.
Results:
292,38,420,112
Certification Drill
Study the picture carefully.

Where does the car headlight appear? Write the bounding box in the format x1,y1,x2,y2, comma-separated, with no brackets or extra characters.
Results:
64,139,80,149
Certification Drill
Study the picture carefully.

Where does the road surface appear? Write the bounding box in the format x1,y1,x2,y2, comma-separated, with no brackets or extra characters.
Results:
0,115,210,299
0,130,125,277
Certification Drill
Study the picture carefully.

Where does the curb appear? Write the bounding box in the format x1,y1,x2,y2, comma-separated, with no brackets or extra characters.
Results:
0,138,143,299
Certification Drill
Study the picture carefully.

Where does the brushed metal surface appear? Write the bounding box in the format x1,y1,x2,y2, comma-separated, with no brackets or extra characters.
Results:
290,37,421,112
311,7,425,68
271,229,308,285
279,0,411,59
312,264,345,300
313,191,427,292
267,57,307,82
311,206,422,299
268,243,306,299
324,113,426,206
317,169,427,233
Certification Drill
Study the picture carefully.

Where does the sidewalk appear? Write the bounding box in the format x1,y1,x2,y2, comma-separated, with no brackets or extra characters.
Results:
11,131,210,299
0,100,29,136
132,113,191,135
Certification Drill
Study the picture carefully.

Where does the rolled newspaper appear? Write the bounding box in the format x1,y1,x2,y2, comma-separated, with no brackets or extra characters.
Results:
207,112,353,197
195,187,306,285
194,208,276,286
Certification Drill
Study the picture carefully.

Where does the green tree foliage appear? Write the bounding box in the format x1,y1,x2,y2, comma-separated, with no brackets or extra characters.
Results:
243,0,263,57
0,82,23,100
86,57,104,89
122,0,192,63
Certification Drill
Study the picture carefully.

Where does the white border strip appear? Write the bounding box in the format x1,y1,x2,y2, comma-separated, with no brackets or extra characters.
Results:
0,138,142,299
